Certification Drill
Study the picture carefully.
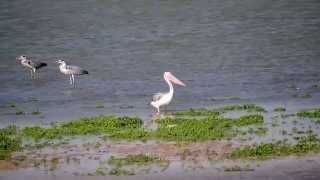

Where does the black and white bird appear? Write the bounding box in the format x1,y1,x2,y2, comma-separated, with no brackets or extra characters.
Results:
56,59,89,87
17,55,47,79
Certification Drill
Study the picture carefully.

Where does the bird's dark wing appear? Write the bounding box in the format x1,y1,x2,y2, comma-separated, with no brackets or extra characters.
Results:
34,62,47,69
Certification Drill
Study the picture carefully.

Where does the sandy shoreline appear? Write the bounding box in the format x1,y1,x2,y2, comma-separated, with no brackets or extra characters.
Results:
2,155,320,180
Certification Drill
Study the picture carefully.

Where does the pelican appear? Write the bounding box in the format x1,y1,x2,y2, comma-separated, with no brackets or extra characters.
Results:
56,59,89,87
151,72,186,113
17,55,47,79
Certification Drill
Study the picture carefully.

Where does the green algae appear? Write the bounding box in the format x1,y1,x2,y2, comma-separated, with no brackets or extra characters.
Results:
274,107,286,112
108,154,162,167
297,109,320,121
220,104,266,112
22,116,143,140
15,110,25,115
229,135,320,159
173,104,266,116
95,103,105,109
224,164,254,172
110,114,263,141
108,168,135,176
31,110,42,115
0,126,21,160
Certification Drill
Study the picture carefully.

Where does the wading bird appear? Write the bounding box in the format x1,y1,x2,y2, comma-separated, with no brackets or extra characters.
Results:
17,55,47,79
151,72,186,114
56,59,89,87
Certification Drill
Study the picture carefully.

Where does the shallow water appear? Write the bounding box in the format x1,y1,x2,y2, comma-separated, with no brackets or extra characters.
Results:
0,0,320,127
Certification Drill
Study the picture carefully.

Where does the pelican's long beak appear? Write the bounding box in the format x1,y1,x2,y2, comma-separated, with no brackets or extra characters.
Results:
167,72,186,86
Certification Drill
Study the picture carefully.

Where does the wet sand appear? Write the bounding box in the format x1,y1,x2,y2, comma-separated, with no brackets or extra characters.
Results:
2,155,320,180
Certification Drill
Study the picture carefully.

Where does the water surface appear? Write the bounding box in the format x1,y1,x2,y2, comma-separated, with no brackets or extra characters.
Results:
0,0,320,126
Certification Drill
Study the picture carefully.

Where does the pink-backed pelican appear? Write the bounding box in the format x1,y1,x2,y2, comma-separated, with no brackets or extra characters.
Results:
151,72,186,113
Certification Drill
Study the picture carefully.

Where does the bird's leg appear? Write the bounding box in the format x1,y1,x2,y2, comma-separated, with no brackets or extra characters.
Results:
30,69,35,79
72,74,75,88
156,107,160,115
33,69,36,79
69,75,73,85
29,70,32,79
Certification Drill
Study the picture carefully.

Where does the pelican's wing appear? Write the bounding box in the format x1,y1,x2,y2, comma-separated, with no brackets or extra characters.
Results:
152,92,164,102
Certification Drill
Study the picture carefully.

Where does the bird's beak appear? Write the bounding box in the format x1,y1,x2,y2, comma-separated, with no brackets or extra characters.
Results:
167,72,186,87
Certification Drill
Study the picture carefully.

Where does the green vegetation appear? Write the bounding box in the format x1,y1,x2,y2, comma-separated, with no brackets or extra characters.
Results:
274,107,286,112
174,104,266,116
109,129,150,140
108,154,162,167
15,110,25,115
293,93,312,99
22,116,143,140
224,165,254,172
220,104,266,112
31,110,42,115
153,115,263,141
95,168,106,176
0,126,20,159
108,168,135,176
229,96,241,100
280,113,295,118
173,108,220,116
96,103,105,109
301,93,312,99
248,127,268,136
18,105,264,142
111,114,263,141
229,135,320,159
297,109,320,121
107,154,164,176
8,102,16,108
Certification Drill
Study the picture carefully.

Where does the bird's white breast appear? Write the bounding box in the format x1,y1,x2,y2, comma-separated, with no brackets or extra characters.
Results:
154,92,173,107
59,65,71,75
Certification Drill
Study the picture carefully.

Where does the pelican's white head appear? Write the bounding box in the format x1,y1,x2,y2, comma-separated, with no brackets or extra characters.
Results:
164,72,186,86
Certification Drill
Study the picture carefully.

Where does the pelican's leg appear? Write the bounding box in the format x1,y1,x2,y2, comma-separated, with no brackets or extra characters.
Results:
156,107,160,115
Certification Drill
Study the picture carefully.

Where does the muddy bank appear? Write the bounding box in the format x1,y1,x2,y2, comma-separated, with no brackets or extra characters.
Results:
2,155,320,180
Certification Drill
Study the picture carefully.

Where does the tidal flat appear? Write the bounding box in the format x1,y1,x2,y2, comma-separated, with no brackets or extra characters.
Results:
1,104,320,177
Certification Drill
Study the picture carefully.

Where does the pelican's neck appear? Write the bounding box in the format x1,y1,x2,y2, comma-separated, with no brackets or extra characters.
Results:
165,75,174,95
